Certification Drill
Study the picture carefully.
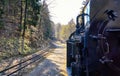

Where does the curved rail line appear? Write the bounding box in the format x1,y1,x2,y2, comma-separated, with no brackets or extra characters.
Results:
0,48,51,76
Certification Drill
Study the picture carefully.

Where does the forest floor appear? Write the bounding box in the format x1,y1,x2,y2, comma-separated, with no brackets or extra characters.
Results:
24,41,68,76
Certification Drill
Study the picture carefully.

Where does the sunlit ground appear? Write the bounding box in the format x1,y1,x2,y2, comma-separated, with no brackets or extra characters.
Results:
28,41,68,76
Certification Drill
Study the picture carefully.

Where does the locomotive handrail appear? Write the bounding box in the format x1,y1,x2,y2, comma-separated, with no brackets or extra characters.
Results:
106,28,120,32
76,13,89,29
69,13,89,40
68,31,75,40
68,1,90,40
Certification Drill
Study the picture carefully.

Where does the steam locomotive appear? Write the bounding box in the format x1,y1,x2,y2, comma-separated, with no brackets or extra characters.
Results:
66,0,120,76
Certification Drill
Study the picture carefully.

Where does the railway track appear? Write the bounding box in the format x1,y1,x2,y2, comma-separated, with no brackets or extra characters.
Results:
0,47,52,76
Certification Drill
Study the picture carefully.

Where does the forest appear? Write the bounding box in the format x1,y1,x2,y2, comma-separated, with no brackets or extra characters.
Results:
56,19,75,41
0,0,75,61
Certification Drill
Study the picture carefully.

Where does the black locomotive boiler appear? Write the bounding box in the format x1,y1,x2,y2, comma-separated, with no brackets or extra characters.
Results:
66,0,120,76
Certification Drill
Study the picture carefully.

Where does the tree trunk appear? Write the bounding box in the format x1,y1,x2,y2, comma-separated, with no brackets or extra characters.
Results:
21,0,27,53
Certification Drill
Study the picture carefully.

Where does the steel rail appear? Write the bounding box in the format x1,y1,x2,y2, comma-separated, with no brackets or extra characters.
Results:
0,47,50,76
7,51,50,76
